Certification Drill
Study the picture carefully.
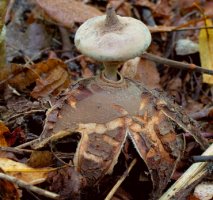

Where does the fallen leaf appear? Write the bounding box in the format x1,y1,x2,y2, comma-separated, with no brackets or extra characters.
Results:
27,151,54,168
6,22,51,62
110,1,132,16
121,57,160,89
4,59,70,97
184,98,204,115
47,166,83,200
79,56,94,78
136,0,172,24
31,63,70,98
188,194,200,200
199,19,213,84
0,169,20,200
35,0,102,28
7,127,26,147
0,157,53,185
0,121,10,147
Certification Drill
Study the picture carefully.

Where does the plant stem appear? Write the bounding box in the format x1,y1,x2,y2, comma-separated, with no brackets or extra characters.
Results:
0,0,7,68
142,52,213,75
103,62,121,81
0,172,59,199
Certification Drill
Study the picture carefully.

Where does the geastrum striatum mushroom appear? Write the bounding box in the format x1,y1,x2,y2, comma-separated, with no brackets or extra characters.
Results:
34,5,208,199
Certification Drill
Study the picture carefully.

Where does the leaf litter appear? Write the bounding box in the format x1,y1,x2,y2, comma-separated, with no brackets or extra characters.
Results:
0,0,212,200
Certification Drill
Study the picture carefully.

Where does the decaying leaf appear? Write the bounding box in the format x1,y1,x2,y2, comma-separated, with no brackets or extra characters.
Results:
0,125,25,147
0,121,10,147
135,0,172,24
121,57,160,89
47,166,83,200
199,19,213,84
6,21,51,62
0,169,20,200
27,151,54,168
110,1,132,16
1,59,70,98
31,63,70,98
35,0,102,28
0,157,53,184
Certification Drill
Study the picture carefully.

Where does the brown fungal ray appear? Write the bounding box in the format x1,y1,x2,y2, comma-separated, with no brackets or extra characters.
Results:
40,75,142,140
37,74,142,185
128,92,183,198
35,74,208,197
73,118,128,185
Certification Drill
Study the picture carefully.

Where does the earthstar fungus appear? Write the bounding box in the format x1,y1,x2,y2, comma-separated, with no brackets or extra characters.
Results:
35,6,208,199
75,6,151,80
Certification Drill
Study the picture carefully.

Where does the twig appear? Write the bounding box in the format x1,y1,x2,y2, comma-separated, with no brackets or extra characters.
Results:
4,0,14,24
0,146,33,154
15,138,39,149
159,144,213,200
149,25,213,33
0,172,59,199
189,106,213,120
192,155,213,162
8,109,45,120
142,52,213,75
64,54,84,63
105,159,137,200
184,132,213,139
7,109,45,122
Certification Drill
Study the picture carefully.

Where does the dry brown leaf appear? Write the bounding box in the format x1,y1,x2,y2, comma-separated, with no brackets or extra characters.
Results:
0,121,10,147
5,59,70,97
27,151,54,168
184,98,204,115
136,0,172,24
121,57,160,89
6,64,38,91
35,0,102,28
47,166,83,199
135,0,156,11
110,1,132,16
0,157,53,185
31,64,70,98
0,169,20,200
79,56,94,78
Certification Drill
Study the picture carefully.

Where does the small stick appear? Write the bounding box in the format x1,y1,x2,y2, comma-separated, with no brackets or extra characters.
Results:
105,159,137,200
159,144,213,200
148,25,213,33
192,155,213,162
15,138,39,149
0,146,33,154
64,54,84,63
4,0,15,24
142,52,213,75
0,172,59,199
189,106,213,120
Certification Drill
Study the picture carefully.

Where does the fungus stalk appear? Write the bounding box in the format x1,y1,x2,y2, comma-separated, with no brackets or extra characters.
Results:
103,62,122,81
102,6,123,81
74,4,151,82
